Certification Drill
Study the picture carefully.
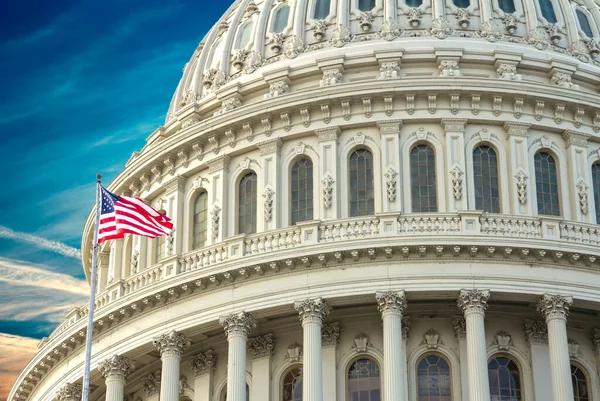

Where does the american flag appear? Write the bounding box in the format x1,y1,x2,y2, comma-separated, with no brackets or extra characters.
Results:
98,186,173,243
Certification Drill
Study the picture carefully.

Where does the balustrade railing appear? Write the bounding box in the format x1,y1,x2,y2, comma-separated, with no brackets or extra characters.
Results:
319,217,380,242
244,227,301,255
398,214,461,234
480,215,542,238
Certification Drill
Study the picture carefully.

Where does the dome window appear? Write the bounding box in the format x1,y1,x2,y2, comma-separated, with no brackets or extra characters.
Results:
209,39,225,69
592,163,600,223
473,145,500,213
417,354,451,400
291,158,314,225
488,356,522,400
238,172,258,234
410,144,437,213
498,0,516,14
576,9,594,37
272,5,290,33
349,149,375,217
237,21,254,49
313,0,331,19
406,0,424,7
534,151,560,216
453,0,470,9
347,358,381,401
571,364,590,401
538,0,558,23
358,0,376,11
281,366,303,401
192,191,208,249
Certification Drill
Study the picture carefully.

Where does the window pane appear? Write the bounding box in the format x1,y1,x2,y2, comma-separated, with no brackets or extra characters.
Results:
209,39,225,69
454,0,470,8
499,0,516,13
358,0,376,11
411,145,437,212
238,173,258,234
488,356,522,401
406,0,424,6
238,21,254,49
273,5,290,33
313,0,331,19
534,152,560,216
348,359,381,401
349,149,375,217
539,0,557,23
291,158,314,224
576,9,594,37
571,365,590,401
592,164,600,223
473,146,500,213
282,366,303,401
193,192,209,249
417,355,451,401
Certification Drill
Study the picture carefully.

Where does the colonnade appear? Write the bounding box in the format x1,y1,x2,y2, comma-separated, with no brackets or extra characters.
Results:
94,291,574,401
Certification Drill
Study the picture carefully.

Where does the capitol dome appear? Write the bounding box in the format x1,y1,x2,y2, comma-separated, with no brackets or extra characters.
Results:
9,0,600,400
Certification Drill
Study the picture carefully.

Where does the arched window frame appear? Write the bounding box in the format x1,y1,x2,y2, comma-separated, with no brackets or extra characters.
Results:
486,347,535,401
487,354,524,400
280,364,304,401
307,0,335,22
290,156,315,225
414,352,454,400
350,0,380,13
215,375,251,401
191,190,209,250
590,160,600,224
408,344,461,401
269,3,292,33
571,362,592,401
236,170,259,235
234,19,256,50
489,0,524,20
528,141,569,219
281,145,320,225
465,136,510,214
347,147,376,218
409,143,438,213
444,0,478,15
402,132,446,214
572,5,597,38
532,150,562,217
340,138,382,218
569,357,600,401
337,347,384,400
345,356,382,401
533,0,564,25
207,38,226,70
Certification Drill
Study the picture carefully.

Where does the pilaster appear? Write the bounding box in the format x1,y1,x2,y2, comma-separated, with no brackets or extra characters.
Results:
524,319,552,401
207,155,231,243
256,138,283,231
377,120,403,213
322,323,340,401
441,119,468,212
315,127,341,220
592,328,600,382
248,334,275,401
503,122,531,215
562,130,592,223
191,350,217,401
453,315,469,401
143,370,162,401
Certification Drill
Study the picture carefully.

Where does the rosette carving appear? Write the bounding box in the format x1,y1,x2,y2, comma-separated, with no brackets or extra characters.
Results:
537,294,573,321
219,311,256,338
457,289,490,315
99,355,133,380
294,297,329,324
248,333,276,359
191,350,217,376
153,330,191,357
376,290,407,316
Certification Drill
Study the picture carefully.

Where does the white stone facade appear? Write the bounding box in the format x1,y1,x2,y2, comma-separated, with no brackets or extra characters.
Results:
9,0,600,400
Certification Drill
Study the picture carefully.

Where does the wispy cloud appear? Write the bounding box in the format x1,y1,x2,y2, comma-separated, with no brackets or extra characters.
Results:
0,333,40,401
0,226,81,259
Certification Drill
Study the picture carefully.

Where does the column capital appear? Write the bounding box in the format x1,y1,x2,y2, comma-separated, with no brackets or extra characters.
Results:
207,154,231,174
314,126,341,142
441,118,468,132
402,316,411,340
163,175,186,194
256,138,283,156
153,330,191,358
562,130,590,148
248,333,276,359
56,383,82,401
142,370,162,397
99,355,133,381
457,289,490,316
524,319,548,344
537,294,573,322
591,328,600,356
503,121,530,137
219,311,256,339
322,322,341,346
190,349,217,376
294,297,329,324
376,290,407,316
377,119,403,135
452,315,467,339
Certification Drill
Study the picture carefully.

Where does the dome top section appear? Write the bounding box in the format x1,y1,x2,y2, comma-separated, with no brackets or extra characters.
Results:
165,0,600,121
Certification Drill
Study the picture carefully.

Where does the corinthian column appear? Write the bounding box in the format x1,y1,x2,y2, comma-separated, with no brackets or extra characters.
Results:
99,355,133,401
294,298,329,401
457,289,491,401
219,311,256,401
375,291,407,401
56,383,82,401
537,294,574,401
153,330,191,401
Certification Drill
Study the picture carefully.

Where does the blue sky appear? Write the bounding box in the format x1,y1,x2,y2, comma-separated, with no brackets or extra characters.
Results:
0,0,229,396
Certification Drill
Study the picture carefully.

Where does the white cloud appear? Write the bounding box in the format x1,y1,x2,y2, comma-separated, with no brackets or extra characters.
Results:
0,225,81,259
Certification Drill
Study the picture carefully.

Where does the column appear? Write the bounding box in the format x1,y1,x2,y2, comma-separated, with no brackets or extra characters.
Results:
55,383,82,401
322,323,340,401
503,122,531,216
537,294,574,401
453,316,469,401
441,119,468,212
457,289,491,401
248,334,276,401
524,319,552,401
294,298,329,401
378,120,403,213
154,330,191,401
563,130,591,223
315,127,341,220
256,138,283,231
191,350,217,401
207,155,230,243
220,311,256,401
99,355,133,401
375,291,407,401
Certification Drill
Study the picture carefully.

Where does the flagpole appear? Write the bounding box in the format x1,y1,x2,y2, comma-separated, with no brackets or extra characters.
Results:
81,174,102,401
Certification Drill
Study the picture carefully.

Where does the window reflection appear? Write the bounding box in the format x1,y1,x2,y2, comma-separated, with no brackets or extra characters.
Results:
488,356,522,401
417,354,451,401
291,158,314,224
348,358,381,401
349,149,375,217
473,145,500,213
534,152,560,216
410,145,437,213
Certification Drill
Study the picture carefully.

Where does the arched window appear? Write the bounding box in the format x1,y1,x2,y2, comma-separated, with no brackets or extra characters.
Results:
498,0,516,13
237,21,254,49
571,364,590,401
238,172,258,234
222,384,250,401
488,356,522,400
410,145,437,213
358,0,376,11
313,0,331,19
209,39,225,69
291,158,314,224
347,358,381,401
273,5,290,33
592,163,600,223
349,149,375,217
576,9,594,37
417,354,451,401
406,0,424,5
193,191,209,249
534,152,560,216
282,366,303,401
473,145,500,213
539,0,558,23
453,0,470,8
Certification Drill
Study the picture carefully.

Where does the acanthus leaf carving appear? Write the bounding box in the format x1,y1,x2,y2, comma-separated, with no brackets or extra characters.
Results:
320,68,343,87
285,35,305,59
331,24,352,47
496,63,521,80
406,8,423,27
322,173,335,209
430,17,454,39
352,333,372,353
384,166,398,202
438,60,460,77
191,350,217,376
263,186,275,222
322,322,341,346
515,168,528,204
211,204,221,239
421,329,442,349
450,164,464,200
454,9,471,29
501,13,518,34
576,179,589,215
248,333,276,359
311,20,328,41
381,19,401,41
379,61,400,79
